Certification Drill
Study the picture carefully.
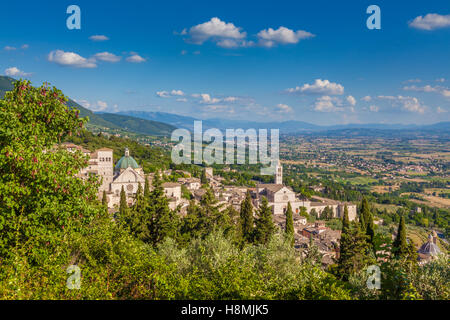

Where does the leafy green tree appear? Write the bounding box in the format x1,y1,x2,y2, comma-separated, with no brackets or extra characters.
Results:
239,191,254,243
254,197,275,245
303,235,322,265
0,80,101,261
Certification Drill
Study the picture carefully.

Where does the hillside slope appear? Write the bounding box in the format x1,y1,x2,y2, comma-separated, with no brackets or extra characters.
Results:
0,76,175,136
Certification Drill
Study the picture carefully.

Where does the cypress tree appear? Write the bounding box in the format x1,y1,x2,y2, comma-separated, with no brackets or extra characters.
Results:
254,196,275,245
200,169,208,185
285,202,294,246
118,186,128,225
338,222,375,280
406,239,418,268
392,215,408,259
240,191,254,242
342,205,350,232
101,190,108,216
144,176,150,198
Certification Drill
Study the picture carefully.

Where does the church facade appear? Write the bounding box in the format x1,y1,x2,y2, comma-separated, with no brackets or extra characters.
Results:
253,161,357,220
63,144,146,208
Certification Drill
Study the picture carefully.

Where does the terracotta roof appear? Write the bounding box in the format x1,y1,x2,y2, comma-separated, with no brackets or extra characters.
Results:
162,182,181,188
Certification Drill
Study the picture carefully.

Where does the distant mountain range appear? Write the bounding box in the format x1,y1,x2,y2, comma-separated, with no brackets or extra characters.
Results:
117,110,450,134
2,76,448,136
0,76,175,136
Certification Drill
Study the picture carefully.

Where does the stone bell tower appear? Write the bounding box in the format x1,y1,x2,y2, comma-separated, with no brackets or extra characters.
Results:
275,160,283,185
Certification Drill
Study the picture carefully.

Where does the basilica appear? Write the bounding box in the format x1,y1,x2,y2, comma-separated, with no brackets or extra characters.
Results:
62,143,146,208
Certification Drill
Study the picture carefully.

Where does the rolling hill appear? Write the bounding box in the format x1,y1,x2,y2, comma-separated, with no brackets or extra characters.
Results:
0,76,175,136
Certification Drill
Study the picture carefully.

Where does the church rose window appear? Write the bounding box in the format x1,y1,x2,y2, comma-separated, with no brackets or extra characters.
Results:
127,184,133,191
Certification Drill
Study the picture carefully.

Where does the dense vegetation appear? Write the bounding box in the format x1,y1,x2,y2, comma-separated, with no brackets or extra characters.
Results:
0,80,448,300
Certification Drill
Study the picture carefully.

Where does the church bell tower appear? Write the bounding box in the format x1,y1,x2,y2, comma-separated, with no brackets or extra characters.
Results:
275,160,283,185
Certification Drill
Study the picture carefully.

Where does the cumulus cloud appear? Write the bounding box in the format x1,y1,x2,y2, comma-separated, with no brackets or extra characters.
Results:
436,106,447,113
170,89,184,96
313,96,344,112
89,35,109,41
181,18,313,49
403,85,438,93
361,95,372,102
48,50,97,68
257,26,314,47
93,52,121,63
4,67,32,77
409,13,450,30
4,46,16,51
185,17,246,46
76,99,108,112
346,95,356,106
403,84,450,98
275,103,293,113
287,79,344,95
21,44,29,49
377,95,426,114
156,90,185,98
198,93,221,104
436,78,446,83
126,53,146,63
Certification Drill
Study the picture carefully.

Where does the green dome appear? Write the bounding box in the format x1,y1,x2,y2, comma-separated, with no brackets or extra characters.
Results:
115,148,140,170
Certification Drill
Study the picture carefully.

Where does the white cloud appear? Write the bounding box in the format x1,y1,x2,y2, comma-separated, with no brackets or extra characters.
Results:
93,52,121,63
313,96,344,112
156,91,170,98
275,103,293,113
346,95,356,106
257,26,314,47
436,106,447,113
223,96,239,102
157,90,184,98
409,13,450,30
126,54,146,63
181,50,188,55
436,78,446,83
21,44,29,49
377,95,426,114
403,85,438,92
96,100,108,111
287,79,344,95
199,93,221,104
47,50,97,68
89,35,109,41
361,95,372,102
4,46,16,51
176,98,188,102
186,17,246,46
4,67,32,77
403,84,450,98
76,99,108,112
170,89,184,96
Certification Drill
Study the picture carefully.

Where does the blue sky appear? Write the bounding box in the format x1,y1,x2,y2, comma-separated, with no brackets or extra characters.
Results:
1,0,449,125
